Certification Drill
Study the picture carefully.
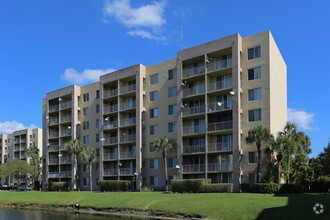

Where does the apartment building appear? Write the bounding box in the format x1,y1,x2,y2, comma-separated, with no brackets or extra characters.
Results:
0,128,43,184
43,30,287,192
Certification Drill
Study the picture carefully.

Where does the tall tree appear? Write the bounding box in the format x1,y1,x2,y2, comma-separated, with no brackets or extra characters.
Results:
80,146,98,192
246,125,272,183
65,139,84,190
26,146,43,189
152,136,175,191
0,159,33,184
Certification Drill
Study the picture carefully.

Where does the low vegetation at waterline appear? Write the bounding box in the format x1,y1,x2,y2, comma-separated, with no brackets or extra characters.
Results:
0,191,329,219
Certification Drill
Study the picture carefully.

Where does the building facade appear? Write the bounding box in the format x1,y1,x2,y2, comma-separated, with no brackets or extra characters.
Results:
43,30,287,192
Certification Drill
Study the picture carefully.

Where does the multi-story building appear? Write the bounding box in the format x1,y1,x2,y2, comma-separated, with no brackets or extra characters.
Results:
43,30,287,192
0,128,43,184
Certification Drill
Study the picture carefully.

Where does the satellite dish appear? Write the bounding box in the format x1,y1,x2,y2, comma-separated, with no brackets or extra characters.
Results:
217,102,223,107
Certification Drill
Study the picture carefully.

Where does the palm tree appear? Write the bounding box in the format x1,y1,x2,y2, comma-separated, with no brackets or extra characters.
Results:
65,139,84,190
296,132,312,155
246,125,272,183
26,146,43,190
152,136,175,192
80,146,98,192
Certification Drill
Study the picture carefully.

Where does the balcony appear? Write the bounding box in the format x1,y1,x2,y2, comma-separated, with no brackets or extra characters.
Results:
119,168,136,175
103,122,118,130
104,168,118,176
182,105,205,117
120,101,136,111
183,144,205,154
208,163,233,172
182,65,205,78
183,164,205,173
49,105,59,113
61,130,72,137
20,155,26,160
60,171,72,178
120,151,136,159
14,139,20,144
104,137,118,145
103,153,118,160
48,145,59,152
207,102,232,113
208,143,232,153
206,56,232,73
61,101,72,109
207,81,232,93
104,105,118,114
120,84,136,94
60,157,72,164
21,146,27,151
21,138,27,143
182,87,205,98
183,125,205,136
48,172,59,178
49,159,59,165
120,117,136,127
49,132,59,139
120,134,136,143
49,118,59,126
207,121,232,132
104,89,118,99
61,116,72,123
14,147,20,151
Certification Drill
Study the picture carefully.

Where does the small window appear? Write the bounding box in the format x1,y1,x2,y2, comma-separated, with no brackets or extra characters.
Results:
150,176,158,186
168,69,177,80
248,109,261,122
83,164,89,172
248,152,258,163
150,108,159,118
96,90,100,99
149,159,159,169
83,178,90,186
248,88,261,101
248,46,261,60
96,134,100,143
33,134,36,138
83,107,89,116
150,142,156,152
96,119,100,128
149,91,159,102
96,104,100,113
168,157,178,168
249,172,257,183
150,125,158,135
168,122,177,133
96,149,100,157
83,93,89,102
83,121,89,130
83,135,89,144
168,86,177,97
248,67,261,80
150,74,158,85
168,104,177,115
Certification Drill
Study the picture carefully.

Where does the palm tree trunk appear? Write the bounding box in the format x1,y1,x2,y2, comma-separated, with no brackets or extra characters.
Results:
74,152,77,190
89,161,93,192
287,155,291,184
277,161,281,186
257,144,261,183
164,154,168,192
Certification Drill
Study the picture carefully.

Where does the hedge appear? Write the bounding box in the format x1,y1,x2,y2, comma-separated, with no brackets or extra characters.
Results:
51,182,69,191
98,180,131,192
240,183,279,193
309,176,330,193
172,179,211,193
279,184,305,194
203,183,233,193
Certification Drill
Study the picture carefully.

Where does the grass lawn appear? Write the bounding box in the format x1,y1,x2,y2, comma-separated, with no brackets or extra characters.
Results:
0,191,329,219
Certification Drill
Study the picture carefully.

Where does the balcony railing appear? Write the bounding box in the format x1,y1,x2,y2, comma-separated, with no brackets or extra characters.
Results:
104,105,118,114
61,101,72,109
183,164,205,173
48,172,59,178
104,137,118,145
21,146,27,151
207,121,232,132
103,89,118,99
103,153,118,160
60,157,72,164
207,81,232,92
20,155,27,159
103,122,118,130
182,105,205,116
48,145,59,152
182,86,205,97
120,84,136,94
182,65,205,78
14,147,20,151
59,145,66,150
21,138,27,143
61,130,72,137
120,117,136,127
208,163,233,172
119,168,136,175
61,116,72,123
49,118,59,125
60,171,72,177
207,102,232,112
49,159,59,165
208,143,232,153
49,132,59,139
14,139,20,144
120,134,136,143
120,101,136,111
49,105,59,112
104,168,118,176
183,144,205,154
206,56,232,72
120,151,136,159
183,125,205,135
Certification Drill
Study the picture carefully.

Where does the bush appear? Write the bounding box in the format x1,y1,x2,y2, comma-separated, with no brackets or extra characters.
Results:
203,183,233,193
98,180,131,192
240,183,279,193
140,186,154,192
51,182,69,191
309,176,330,193
279,184,305,194
172,179,211,193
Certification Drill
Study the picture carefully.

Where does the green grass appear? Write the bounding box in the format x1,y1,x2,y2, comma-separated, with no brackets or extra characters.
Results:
0,191,329,219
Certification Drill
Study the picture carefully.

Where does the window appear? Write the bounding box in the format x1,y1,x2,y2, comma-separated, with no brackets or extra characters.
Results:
150,176,158,186
96,90,100,99
248,88,261,101
83,135,89,144
168,86,177,97
248,46,261,60
248,109,262,122
83,121,89,130
95,162,100,171
96,119,100,128
249,152,258,163
83,178,90,186
149,159,159,169
96,134,100,143
96,104,100,113
249,172,257,183
83,164,89,172
96,149,100,157
168,157,177,168
168,69,177,80
83,93,89,102
168,122,177,133
149,142,156,152
248,67,261,80
168,104,177,115
83,107,89,116
169,175,178,184
33,134,36,138
150,108,159,118
149,91,158,101
150,125,158,135
150,74,158,85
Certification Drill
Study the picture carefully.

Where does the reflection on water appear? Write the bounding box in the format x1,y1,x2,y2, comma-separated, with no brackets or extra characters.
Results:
0,208,139,220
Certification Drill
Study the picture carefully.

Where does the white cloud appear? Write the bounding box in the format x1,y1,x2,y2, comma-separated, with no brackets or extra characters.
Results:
61,68,115,85
127,30,166,41
288,108,316,130
0,121,37,134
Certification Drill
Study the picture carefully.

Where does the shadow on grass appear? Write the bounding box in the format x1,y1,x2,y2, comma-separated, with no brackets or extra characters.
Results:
256,193,330,220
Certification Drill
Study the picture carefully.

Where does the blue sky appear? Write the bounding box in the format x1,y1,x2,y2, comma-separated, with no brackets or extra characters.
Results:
0,0,329,157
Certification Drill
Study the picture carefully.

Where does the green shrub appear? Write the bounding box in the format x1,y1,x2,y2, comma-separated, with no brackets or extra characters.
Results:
309,176,330,193
203,183,233,193
98,180,131,192
51,182,69,191
140,186,154,192
279,184,305,194
240,183,279,193
172,179,211,193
